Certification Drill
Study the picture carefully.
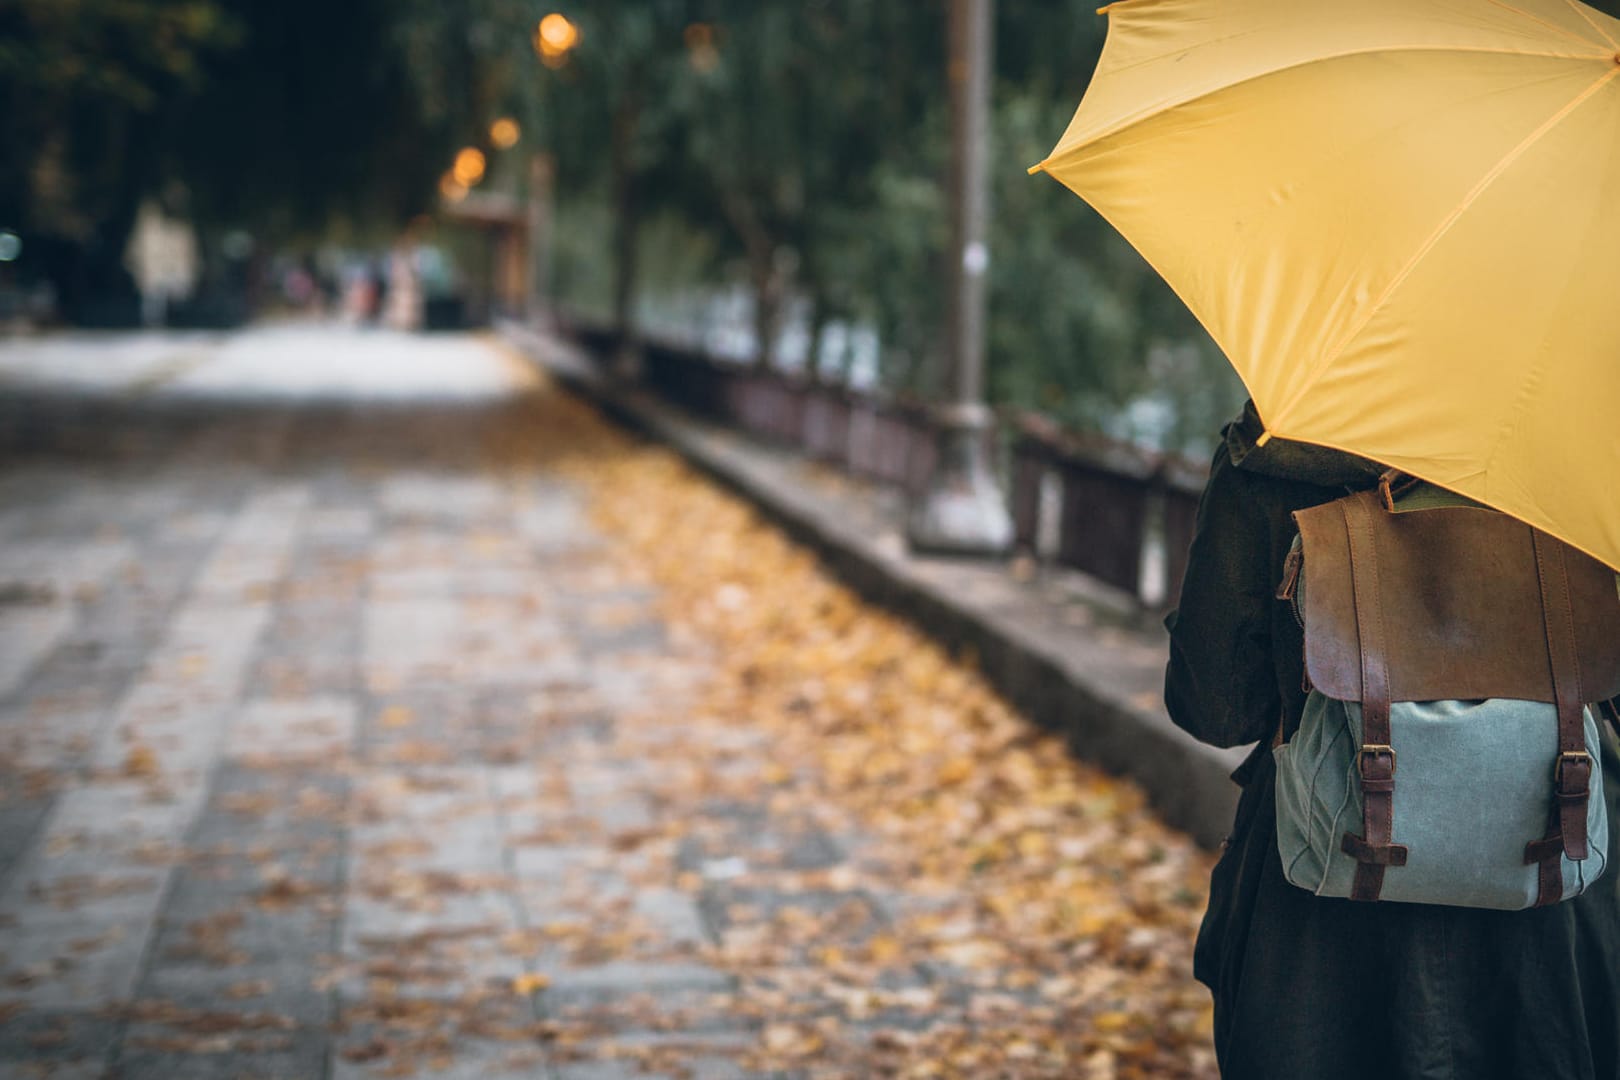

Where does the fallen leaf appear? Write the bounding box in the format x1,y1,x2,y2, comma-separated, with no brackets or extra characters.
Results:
511,973,551,994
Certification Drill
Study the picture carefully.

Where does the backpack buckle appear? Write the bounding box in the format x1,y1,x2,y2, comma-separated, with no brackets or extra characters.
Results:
1555,750,1593,796
1357,744,1396,781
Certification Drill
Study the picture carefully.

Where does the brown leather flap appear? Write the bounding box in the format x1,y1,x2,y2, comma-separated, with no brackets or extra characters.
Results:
1294,490,1620,704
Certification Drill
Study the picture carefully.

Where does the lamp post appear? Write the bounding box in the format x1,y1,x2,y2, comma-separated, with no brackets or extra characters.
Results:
526,14,577,327
906,0,1012,556
526,152,555,326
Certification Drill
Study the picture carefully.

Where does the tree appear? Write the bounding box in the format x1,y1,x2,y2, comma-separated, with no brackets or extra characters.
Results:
678,2,937,373
0,0,235,321
171,0,455,242
0,0,514,322
537,1,708,365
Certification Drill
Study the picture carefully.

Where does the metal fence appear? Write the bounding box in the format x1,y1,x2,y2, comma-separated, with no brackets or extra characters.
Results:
565,319,1210,608
1005,414,1207,605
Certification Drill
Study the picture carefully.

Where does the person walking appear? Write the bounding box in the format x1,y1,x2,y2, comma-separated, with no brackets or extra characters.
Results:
1164,401,1620,1079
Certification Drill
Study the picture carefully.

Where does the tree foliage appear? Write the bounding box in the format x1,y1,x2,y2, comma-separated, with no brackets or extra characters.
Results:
0,0,236,316
2,0,470,317
522,1,1244,440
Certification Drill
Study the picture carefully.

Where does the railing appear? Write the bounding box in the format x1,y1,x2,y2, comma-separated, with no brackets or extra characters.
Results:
563,317,1210,608
1006,412,1207,605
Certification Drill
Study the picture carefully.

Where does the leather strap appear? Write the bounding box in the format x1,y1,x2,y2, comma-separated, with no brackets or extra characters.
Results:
1376,468,1423,512
1339,493,1408,900
1525,533,1592,905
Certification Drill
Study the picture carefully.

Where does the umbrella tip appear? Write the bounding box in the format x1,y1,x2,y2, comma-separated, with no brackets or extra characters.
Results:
1256,431,1273,447
1027,161,1047,176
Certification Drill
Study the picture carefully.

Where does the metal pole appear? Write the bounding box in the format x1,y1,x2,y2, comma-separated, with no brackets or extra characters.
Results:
526,153,555,327
906,0,1012,556
951,0,989,409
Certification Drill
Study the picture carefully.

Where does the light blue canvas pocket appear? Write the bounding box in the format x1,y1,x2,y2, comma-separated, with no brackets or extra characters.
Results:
1275,694,1608,909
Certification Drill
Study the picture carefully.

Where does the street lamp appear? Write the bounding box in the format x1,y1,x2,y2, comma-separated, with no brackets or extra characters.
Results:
527,15,579,323
490,117,521,150
684,23,720,74
535,13,580,68
453,147,486,186
439,173,469,203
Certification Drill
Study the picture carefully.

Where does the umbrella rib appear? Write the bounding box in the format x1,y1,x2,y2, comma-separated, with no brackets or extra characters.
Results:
1267,63,1620,437
1561,0,1620,50
1486,0,1610,50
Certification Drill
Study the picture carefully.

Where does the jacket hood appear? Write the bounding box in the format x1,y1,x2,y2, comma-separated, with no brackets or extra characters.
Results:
1223,400,1386,490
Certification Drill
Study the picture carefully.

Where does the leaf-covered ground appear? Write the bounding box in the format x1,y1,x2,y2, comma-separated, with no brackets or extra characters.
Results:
556,385,1218,1078
0,328,1216,1079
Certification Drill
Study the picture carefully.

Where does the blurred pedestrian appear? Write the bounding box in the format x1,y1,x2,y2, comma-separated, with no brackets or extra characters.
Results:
369,258,389,324
126,201,198,327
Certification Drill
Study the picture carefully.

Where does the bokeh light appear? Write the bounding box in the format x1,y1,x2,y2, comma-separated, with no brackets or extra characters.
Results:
684,23,720,74
490,117,521,149
452,147,486,186
438,172,469,202
535,13,580,68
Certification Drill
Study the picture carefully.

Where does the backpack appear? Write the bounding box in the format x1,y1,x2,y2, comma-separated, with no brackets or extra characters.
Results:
1272,473,1620,909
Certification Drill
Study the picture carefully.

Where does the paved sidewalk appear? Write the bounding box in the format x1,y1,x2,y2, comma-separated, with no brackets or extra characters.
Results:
500,323,1244,848
0,326,1216,1079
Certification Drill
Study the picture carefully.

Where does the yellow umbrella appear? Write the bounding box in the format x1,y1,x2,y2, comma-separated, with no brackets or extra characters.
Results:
1032,0,1620,569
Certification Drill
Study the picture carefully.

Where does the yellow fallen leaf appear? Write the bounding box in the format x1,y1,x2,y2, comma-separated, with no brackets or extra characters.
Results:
1092,1011,1133,1033
511,973,550,994
379,705,414,729
762,1023,824,1057
867,934,903,964
122,745,160,777
1075,910,1114,937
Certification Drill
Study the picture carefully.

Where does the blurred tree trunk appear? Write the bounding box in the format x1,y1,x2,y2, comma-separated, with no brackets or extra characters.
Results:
721,191,783,371
804,285,829,382
748,247,784,372
610,89,642,371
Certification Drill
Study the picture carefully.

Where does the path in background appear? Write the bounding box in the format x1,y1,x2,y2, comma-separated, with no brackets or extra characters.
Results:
0,325,1215,1079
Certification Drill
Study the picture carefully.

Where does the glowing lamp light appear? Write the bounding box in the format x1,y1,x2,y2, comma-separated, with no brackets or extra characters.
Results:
439,173,469,203
535,13,580,67
452,147,486,186
490,117,521,149
684,23,719,74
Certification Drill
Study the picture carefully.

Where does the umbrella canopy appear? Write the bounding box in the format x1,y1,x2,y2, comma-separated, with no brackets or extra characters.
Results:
1033,0,1620,569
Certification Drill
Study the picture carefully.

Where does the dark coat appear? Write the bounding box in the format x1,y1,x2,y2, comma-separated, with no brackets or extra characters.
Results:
1165,402,1620,1080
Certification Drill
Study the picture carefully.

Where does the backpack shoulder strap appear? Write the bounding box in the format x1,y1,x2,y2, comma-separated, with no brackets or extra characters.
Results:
1337,491,1407,901
1523,534,1595,904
